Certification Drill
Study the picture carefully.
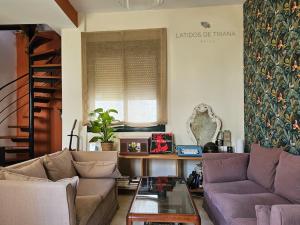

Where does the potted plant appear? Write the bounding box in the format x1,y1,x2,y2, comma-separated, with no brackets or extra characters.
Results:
88,108,118,151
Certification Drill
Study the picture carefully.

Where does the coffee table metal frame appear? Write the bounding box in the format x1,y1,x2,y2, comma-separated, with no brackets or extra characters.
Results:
126,177,201,225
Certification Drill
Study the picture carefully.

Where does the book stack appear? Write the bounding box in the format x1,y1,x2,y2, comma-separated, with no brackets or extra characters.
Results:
129,177,140,189
117,176,140,190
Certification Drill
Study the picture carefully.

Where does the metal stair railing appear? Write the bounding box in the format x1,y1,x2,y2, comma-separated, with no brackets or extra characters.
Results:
0,73,29,126
0,73,28,91
0,82,28,104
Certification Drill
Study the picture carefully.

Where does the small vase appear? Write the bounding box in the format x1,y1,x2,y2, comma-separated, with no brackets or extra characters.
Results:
101,142,114,151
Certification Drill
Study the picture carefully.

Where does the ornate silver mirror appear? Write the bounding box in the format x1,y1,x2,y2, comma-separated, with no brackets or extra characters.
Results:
187,103,222,147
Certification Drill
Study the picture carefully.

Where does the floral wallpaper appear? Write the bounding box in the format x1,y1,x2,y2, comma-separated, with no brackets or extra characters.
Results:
244,0,300,154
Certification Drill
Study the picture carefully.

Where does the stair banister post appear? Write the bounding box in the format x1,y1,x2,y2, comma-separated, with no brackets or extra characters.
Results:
0,147,5,166
28,37,34,159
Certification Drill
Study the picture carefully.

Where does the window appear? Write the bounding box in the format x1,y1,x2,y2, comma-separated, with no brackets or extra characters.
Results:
82,29,167,128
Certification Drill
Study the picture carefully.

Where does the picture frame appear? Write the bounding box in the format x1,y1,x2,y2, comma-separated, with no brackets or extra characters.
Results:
120,138,150,155
150,133,174,154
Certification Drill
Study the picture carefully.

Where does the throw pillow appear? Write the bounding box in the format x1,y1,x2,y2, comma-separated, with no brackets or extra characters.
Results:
274,151,300,203
247,144,282,191
203,155,249,183
73,160,117,178
255,205,271,225
44,149,77,181
4,171,50,182
6,159,48,179
76,195,102,225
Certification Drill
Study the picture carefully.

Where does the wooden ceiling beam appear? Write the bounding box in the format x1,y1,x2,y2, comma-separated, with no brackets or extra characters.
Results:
0,25,22,30
54,0,78,27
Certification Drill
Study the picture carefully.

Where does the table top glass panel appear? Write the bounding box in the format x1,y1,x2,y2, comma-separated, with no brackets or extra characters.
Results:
130,177,196,215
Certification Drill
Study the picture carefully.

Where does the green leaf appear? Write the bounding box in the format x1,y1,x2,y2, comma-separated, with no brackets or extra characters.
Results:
89,112,96,116
94,108,104,113
90,126,101,133
89,136,101,143
108,109,118,114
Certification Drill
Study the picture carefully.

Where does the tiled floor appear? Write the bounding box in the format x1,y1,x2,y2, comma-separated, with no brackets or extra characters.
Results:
111,194,214,225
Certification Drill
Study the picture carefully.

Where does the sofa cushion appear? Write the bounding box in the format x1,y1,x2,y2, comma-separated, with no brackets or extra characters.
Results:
77,178,115,199
6,159,47,179
274,151,300,203
73,161,116,178
204,180,268,200
211,193,290,224
247,144,282,191
203,155,249,183
76,195,102,225
231,218,257,225
44,150,77,181
256,205,271,225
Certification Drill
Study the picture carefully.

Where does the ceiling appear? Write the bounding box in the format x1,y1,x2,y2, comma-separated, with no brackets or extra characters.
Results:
0,0,77,33
69,0,245,13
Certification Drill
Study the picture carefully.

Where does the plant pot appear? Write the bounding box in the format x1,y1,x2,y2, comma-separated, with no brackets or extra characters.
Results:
101,142,114,151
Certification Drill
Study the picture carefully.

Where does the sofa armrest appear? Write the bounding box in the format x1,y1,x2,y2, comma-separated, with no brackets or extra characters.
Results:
71,151,118,163
0,180,75,225
270,205,300,225
203,153,249,184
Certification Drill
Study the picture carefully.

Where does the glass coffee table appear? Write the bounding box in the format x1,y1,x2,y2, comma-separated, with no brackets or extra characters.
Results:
126,177,201,225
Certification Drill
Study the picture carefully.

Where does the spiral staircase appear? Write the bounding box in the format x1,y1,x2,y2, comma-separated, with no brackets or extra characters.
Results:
0,25,62,165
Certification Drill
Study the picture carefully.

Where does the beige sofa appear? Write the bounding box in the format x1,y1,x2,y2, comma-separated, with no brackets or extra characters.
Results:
0,150,119,225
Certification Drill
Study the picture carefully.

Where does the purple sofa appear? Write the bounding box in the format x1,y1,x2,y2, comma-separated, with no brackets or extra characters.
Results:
202,144,300,225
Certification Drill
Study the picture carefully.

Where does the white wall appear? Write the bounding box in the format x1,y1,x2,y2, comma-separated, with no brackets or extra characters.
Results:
0,31,17,146
62,5,244,176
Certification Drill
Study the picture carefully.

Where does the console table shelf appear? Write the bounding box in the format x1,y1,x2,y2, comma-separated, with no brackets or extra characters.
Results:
118,153,202,177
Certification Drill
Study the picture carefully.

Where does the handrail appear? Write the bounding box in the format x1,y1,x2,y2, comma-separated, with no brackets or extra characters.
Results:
0,73,29,92
0,92,29,114
0,102,28,125
0,82,28,104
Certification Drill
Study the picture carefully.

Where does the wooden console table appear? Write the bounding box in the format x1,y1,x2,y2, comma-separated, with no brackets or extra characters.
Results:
118,153,202,177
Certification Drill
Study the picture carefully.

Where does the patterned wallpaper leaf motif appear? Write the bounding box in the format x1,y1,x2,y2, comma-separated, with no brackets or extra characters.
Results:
244,0,300,155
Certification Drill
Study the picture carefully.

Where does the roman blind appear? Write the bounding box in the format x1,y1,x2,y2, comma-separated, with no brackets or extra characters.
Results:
82,28,167,126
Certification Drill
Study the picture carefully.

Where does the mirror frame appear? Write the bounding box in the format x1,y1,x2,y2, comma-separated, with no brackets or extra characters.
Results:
187,103,222,146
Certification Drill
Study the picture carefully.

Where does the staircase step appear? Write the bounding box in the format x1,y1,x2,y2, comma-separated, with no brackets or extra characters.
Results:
7,125,29,132
33,86,60,93
0,136,29,142
34,95,61,103
32,64,61,72
34,96,51,103
33,75,61,82
23,115,47,121
31,49,60,60
34,106,53,113
29,33,52,48
3,146,29,154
